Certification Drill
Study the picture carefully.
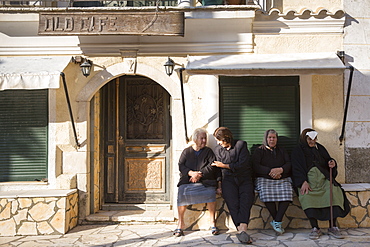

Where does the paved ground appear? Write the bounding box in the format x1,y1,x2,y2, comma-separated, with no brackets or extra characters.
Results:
1,223,370,246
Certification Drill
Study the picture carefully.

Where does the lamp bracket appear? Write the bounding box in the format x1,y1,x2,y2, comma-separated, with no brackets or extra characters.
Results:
71,56,84,64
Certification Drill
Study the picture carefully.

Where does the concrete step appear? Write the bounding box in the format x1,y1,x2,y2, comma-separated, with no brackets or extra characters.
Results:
101,203,172,211
84,209,176,224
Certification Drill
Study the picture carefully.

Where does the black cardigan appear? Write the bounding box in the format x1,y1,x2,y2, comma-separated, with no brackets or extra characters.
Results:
177,146,221,187
213,140,252,179
291,142,339,188
252,146,291,179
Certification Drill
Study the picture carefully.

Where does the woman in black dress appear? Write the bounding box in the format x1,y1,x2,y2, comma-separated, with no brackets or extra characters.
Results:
252,129,293,235
212,127,254,244
291,128,350,239
174,128,222,237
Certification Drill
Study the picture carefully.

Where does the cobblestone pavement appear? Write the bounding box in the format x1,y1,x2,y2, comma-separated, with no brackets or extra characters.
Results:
1,223,370,246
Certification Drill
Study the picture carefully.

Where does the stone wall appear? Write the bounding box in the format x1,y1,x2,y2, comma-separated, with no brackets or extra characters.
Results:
183,184,370,230
0,189,78,236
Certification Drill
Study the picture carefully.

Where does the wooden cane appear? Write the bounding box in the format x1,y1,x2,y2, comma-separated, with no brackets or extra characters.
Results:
329,166,334,228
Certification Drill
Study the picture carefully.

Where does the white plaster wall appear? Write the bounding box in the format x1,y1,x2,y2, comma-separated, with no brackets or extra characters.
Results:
300,75,313,130
343,0,370,148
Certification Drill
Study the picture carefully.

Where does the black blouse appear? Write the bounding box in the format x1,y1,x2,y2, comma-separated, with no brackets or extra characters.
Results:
177,146,221,187
252,146,291,179
213,140,252,179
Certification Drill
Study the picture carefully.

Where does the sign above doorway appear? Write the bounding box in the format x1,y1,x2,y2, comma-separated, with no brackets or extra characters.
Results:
38,12,184,36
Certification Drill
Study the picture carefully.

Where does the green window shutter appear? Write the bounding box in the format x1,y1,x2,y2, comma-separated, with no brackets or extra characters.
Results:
0,89,48,182
220,76,300,155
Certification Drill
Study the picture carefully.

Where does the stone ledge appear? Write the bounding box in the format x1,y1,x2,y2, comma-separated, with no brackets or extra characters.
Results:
0,190,78,236
0,189,77,199
182,184,370,231
342,183,370,192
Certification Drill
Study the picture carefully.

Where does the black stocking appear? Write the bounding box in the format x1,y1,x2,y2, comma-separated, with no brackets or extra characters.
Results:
309,218,319,229
264,202,277,220
275,201,290,222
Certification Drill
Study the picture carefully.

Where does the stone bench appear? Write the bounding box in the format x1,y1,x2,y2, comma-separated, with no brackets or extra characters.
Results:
183,183,370,230
0,189,78,236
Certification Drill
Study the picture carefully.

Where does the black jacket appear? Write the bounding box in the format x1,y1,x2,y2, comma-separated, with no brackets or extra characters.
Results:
291,142,339,188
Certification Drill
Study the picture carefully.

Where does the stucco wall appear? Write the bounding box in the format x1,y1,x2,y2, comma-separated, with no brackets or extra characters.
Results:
343,0,370,183
254,35,342,54
312,74,345,183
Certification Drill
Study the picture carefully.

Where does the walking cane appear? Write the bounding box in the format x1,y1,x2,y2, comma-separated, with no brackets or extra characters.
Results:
329,166,334,229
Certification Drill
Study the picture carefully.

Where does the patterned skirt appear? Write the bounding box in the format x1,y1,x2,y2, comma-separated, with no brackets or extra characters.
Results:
255,177,293,202
177,183,216,206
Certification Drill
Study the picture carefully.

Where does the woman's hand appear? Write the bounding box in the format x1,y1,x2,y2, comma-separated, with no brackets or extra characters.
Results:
328,159,336,168
300,181,312,195
212,161,229,169
188,170,202,183
216,187,222,195
269,167,283,179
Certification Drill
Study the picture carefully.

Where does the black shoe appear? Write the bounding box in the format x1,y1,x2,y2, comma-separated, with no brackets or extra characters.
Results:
173,229,184,237
236,231,252,244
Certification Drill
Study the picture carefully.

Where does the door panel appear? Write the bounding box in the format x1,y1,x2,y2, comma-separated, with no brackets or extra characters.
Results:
103,76,170,203
124,157,165,193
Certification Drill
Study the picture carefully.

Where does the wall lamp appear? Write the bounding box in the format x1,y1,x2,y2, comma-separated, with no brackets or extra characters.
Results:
71,56,93,77
164,57,176,76
164,57,189,143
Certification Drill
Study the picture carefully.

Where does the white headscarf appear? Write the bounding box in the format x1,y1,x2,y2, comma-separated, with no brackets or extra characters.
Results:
306,131,318,140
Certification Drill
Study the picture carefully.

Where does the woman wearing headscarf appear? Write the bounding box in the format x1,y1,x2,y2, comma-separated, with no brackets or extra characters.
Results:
174,128,222,237
252,129,293,235
291,128,350,240
212,127,254,244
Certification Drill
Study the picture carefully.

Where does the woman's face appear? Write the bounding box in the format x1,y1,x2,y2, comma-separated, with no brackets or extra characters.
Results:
195,132,207,149
216,139,230,149
267,133,277,148
306,137,317,147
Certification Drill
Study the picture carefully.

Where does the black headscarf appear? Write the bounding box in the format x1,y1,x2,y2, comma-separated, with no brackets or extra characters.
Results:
292,129,339,187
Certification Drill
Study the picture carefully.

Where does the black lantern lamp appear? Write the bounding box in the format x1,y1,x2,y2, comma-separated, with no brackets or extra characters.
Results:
164,57,175,76
80,59,92,77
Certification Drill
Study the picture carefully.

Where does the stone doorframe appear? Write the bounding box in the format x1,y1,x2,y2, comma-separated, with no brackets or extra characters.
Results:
75,59,185,219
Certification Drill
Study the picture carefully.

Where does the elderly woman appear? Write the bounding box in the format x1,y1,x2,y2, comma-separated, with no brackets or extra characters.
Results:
212,127,254,244
174,128,222,237
291,128,350,240
252,129,293,235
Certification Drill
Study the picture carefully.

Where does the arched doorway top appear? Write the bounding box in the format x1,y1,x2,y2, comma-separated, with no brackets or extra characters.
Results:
76,61,181,102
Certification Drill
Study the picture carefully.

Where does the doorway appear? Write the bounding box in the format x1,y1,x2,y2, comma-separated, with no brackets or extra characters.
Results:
101,75,171,204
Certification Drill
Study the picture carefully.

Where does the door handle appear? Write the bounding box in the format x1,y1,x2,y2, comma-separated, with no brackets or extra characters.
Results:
118,136,124,145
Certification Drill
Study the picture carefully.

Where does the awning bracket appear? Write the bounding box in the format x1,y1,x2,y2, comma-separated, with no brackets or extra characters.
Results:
179,68,190,143
60,72,81,148
339,66,354,145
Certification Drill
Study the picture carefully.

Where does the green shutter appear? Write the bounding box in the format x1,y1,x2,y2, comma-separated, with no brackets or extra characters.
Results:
0,89,48,182
220,76,300,155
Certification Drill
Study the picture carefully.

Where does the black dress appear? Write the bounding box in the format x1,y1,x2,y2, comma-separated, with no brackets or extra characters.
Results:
291,142,350,220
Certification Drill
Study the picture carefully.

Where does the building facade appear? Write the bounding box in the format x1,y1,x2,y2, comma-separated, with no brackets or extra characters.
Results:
0,0,369,236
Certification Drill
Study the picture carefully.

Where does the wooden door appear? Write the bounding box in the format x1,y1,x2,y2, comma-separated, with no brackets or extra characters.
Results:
102,76,171,203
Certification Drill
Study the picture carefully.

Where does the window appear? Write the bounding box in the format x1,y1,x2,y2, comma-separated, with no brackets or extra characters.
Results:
220,76,300,155
0,89,48,182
